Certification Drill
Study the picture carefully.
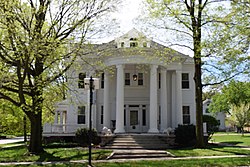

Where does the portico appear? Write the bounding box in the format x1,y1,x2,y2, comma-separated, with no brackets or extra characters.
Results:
103,61,184,133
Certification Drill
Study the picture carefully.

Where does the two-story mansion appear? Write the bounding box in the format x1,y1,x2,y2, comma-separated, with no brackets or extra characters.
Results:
43,29,196,136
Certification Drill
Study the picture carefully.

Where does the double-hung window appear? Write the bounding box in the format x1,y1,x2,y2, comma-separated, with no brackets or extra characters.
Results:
183,106,190,124
78,106,86,124
182,73,189,89
138,73,143,86
78,73,86,89
125,73,130,86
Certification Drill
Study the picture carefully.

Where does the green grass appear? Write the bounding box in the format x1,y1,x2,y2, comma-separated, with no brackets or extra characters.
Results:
211,132,250,146
0,145,111,162
167,144,250,157
9,157,250,167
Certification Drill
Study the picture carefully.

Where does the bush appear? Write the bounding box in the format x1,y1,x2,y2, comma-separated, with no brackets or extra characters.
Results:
203,115,220,140
75,128,101,146
175,124,196,147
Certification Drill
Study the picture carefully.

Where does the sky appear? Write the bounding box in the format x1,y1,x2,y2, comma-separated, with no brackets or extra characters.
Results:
111,0,144,34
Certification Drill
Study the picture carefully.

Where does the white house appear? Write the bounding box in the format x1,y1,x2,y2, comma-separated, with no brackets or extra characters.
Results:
43,29,196,136
203,99,226,131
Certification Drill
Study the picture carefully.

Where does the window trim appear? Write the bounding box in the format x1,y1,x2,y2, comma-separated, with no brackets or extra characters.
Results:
138,73,144,86
101,73,104,89
78,73,86,89
77,106,86,124
182,73,190,89
125,73,131,86
101,105,104,124
182,106,190,124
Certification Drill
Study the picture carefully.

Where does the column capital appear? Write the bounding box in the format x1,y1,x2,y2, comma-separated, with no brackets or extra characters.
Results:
116,64,124,69
161,68,167,73
150,64,158,69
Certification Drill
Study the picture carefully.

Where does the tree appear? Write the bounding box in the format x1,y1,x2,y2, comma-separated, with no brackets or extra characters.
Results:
210,81,250,133
0,0,118,154
230,103,250,134
141,0,249,148
0,100,29,136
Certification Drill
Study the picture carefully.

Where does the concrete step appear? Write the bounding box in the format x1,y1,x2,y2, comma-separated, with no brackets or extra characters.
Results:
108,150,173,159
105,134,169,150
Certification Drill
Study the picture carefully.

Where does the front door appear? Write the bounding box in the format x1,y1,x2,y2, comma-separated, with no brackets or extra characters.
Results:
129,109,140,132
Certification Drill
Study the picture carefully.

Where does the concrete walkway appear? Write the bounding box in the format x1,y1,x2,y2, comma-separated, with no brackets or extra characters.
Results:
0,137,25,145
0,155,249,166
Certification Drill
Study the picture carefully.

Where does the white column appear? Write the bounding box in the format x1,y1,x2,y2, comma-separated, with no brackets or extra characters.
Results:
103,71,110,128
114,64,125,133
171,72,176,128
60,111,63,124
176,70,183,125
160,68,168,131
148,64,159,133
55,111,58,124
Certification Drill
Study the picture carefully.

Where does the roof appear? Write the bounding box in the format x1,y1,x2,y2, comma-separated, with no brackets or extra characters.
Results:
79,29,193,64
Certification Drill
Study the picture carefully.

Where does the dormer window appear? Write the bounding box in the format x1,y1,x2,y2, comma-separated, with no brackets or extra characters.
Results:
143,42,147,47
121,42,124,48
130,42,138,47
78,73,86,89
130,38,137,41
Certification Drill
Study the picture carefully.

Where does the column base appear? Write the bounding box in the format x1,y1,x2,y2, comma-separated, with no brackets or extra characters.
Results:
148,128,159,133
114,128,125,133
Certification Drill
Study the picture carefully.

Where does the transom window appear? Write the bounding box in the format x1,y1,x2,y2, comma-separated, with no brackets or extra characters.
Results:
78,106,86,124
183,106,190,124
182,73,189,89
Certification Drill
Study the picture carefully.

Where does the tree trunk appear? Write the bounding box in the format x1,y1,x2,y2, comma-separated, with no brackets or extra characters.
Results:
23,116,27,142
27,111,43,154
194,57,205,148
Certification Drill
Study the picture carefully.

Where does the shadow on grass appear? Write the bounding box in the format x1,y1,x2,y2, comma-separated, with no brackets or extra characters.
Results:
219,141,243,146
169,143,250,157
208,143,250,155
37,151,68,162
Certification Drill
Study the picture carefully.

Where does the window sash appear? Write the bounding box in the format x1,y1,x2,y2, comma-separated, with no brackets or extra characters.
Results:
182,73,189,89
138,73,143,85
125,73,130,85
101,73,104,89
78,73,86,89
182,106,190,124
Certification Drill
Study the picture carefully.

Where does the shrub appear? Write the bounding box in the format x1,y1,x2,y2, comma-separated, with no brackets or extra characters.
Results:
175,124,196,147
75,128,101,146
203,115,220,140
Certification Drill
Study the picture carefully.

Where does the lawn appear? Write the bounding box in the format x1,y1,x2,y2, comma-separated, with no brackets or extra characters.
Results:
1,132,250,166
4,157,250,167
0,145,111,162
95,157,250,167
211,132,250,146
167,144,250,157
